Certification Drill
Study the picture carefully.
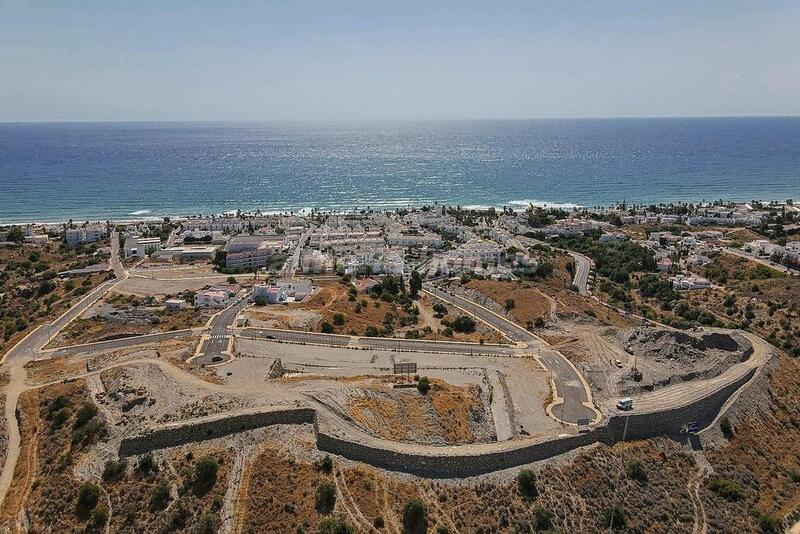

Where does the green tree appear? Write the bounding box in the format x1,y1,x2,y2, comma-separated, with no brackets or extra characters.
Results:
504,298,515,311
402,498,428,534
76,482,100,519
318,517,354,534
194,456,219,495
516,469,538,499
416,376,430,394
315,480,336,515
409,270,422,298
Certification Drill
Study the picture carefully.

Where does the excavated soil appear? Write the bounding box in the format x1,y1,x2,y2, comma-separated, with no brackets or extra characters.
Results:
617,327,753,395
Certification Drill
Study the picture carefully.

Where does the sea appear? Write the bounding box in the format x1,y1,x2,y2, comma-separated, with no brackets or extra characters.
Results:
1,117,798,224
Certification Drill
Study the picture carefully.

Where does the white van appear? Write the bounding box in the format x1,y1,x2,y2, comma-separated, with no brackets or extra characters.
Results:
616,398,633,411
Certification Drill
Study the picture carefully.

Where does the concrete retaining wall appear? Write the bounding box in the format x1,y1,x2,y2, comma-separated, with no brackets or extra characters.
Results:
119,407,315,456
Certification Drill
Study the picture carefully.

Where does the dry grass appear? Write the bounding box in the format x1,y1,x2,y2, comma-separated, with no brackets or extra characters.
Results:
464,279,552,326
347,379,486,445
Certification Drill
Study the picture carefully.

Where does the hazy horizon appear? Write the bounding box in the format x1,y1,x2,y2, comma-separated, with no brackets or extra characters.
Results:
2,1,799,122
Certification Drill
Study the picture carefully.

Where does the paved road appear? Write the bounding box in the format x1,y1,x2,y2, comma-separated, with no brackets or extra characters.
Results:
241,328,353,347
239,327,515,355
424,284,598,424
42,330,194,357
193,294,252,365
567,251,592,296
282,226,315,278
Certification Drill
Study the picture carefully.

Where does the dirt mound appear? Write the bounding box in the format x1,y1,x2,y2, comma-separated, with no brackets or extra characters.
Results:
618,327,752,395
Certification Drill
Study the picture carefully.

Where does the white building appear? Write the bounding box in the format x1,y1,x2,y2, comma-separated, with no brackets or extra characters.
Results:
226,247,274,270
65,225,107,247
194,288,231,308
124,236,162,258
670,275,711,290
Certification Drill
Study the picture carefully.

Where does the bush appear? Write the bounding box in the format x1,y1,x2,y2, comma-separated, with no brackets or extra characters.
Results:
102,459,127,483
76,482,100,519
194,456,219,495
332,313,346,326
625,459,648,483
193,510,219,534
50,406,72,429
150,478,171,510
532,505,554,530
318,517,354,534
603,506,627,530
315,455,334,473
89,505,108,530
74,403,99,428
755,511,781,534
720,416,734,439
227,276,237,284
315,479,337,514
320,322,335,334
450,315,476,333
364,325,380,337
254,295,267,306
402,498,428,534
137,453,158,475
516,469,538,499
373,516,384,529
416,376,430,394
709,478,744,501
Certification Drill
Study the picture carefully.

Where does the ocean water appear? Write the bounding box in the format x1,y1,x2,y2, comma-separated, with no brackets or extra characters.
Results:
0,118,798,223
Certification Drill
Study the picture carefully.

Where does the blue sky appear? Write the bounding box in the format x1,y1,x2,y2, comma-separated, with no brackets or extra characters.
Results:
1,1,799,121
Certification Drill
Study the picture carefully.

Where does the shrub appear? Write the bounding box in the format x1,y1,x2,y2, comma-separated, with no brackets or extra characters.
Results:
755,511,781,534
333,313,346,326
625,459,648,483
314,454,334,473
227,276,237,284
720,416,734,439
76,482,100,519
504,298,515,311
417,376,430,394
320,322,335,334
193,510,219,534
137,453,158,475
315,479,336,514
709,478,744,501
450,315,476,333
318,516,354,534
254,295,267,306
89,505,108,530
102,459,127,483
603,506,627,530
150,478,171,510
50,406,72,429
364,325,380,337
532,505,554,530
516,469,538,499
81,404,103,430
194,456,219,495
402,498,428,534
373,516,384,529
789,468,800,483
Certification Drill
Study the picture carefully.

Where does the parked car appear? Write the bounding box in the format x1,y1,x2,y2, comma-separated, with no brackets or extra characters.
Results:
616,398,634,411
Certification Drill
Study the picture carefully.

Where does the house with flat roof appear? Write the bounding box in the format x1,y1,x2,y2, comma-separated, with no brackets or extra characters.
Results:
194,288,231,308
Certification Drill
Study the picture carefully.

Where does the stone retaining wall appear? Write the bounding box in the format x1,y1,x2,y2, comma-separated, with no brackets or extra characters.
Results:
317,366,758,478
117,366,757,478
119,407,315,456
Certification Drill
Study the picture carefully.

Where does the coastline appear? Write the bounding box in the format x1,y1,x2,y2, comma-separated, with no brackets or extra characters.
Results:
2,196,797,227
